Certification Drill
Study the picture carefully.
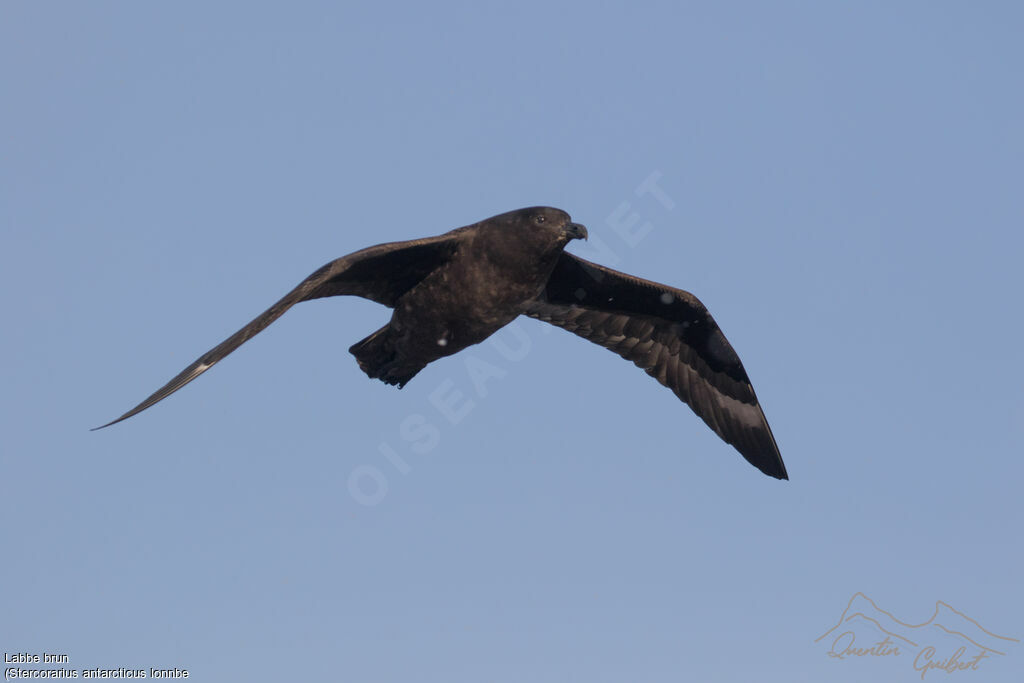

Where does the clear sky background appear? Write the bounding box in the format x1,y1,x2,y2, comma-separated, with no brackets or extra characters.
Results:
2,2,1022,682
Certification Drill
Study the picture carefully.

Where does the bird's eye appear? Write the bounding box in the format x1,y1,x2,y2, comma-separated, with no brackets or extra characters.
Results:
534,215,547,224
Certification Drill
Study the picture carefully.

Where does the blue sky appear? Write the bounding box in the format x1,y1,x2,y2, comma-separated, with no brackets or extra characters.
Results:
2,2,1022,681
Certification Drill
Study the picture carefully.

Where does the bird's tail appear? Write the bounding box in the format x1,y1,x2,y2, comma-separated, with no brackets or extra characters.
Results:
349,325,423,388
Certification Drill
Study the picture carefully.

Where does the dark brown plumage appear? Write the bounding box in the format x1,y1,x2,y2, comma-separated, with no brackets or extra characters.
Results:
95,207,787,480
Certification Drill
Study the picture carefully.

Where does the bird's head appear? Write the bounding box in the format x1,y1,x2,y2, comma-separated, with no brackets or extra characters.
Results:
512,206,588,244
475,207,588,270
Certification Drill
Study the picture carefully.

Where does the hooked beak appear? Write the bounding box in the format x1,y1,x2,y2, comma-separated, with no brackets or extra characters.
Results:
565,222,588,241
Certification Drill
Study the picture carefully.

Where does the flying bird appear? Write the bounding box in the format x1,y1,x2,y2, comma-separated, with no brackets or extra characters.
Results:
95,207,787,479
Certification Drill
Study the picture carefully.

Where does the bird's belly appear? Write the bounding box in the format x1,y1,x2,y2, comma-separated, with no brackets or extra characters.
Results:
387,255,545,361
390,295,521,362
393,308,514,360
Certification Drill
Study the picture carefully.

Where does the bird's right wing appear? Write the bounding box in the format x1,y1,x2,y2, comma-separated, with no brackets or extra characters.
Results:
93,231,463,429
526,252,787,480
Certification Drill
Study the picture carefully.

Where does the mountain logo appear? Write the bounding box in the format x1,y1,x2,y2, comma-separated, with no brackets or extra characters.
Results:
815,592,1018,679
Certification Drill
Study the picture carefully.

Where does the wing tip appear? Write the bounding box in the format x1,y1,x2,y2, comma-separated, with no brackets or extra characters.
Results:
740,436,788,480
757,454,789,480
90,414,129,431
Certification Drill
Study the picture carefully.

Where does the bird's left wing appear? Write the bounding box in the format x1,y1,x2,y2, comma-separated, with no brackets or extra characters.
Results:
525,252,787,480
93,232,463,429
